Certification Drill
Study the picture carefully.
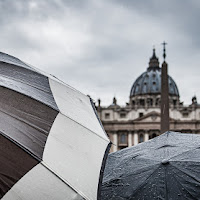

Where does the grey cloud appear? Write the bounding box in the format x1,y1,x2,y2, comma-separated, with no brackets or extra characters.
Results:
112,0,200,47
0,0,199,106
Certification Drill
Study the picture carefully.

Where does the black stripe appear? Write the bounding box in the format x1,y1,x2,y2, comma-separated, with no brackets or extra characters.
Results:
89,97,112,199
0,134,39,198
0,130,41,162
97,142,112,200
0,52,33,71
0,61,59,110
0,86,58,159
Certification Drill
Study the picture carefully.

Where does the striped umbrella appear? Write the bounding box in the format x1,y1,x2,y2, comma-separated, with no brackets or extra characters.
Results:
0,52,111,200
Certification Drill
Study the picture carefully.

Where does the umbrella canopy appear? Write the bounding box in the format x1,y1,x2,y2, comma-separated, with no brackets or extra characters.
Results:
101,131,200,200
0,52,110,200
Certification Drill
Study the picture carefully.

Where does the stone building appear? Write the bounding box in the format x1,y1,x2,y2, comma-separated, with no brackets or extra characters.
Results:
97,49,200,152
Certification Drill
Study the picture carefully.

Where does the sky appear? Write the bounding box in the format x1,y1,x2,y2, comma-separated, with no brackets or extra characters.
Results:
0,0,200,106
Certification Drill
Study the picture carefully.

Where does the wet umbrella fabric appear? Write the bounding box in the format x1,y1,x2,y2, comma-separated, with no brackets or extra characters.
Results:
0,52,110,200
101,131,200,200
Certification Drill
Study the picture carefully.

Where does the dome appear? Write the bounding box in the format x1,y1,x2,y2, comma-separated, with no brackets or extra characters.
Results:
130,49,179,97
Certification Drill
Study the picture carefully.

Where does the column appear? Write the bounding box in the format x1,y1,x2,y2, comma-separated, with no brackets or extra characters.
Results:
161,60,169,133
128,132,133,147
153,96,156,107
113,132,118,152
144,98,147,110
144,132,149,142
133,132,138,146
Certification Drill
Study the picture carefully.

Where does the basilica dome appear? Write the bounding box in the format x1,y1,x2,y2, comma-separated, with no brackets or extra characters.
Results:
130,49,179,97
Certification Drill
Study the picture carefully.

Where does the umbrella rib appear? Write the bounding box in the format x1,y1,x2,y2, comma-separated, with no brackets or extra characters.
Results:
41,162,87,200
103,164,160,187
59,111,109,142
0,73,51,94
0,85,58,111
170,166,197,200
135,156,161,162
89,97,108,139
0,130,41,161
170,163,200,184
111,154,160,170
118,157,159,169
0,107,49,135
129,164,161,197
168,146,200,161
24,61,87,97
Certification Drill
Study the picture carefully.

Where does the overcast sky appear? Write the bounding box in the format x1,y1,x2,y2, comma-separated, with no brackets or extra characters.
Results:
0,0,200,106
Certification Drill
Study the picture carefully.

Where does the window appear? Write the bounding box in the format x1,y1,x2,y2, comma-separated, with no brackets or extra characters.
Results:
105,113,110,119
118,146,127,150
183,113,188,118
139,99,145,106
143,83,147,93
149,133,157,139
152,82,156,91
155,98,160,106
173,100,177,106
139,134,144,143
135,84,139,92
147,98,153,106
139,112,144,118
120,113,126,118
120,134,126,144
118,133,128,146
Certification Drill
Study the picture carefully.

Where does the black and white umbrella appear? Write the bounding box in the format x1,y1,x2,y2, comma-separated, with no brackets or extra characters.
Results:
101,131,200,200
0,52,110,200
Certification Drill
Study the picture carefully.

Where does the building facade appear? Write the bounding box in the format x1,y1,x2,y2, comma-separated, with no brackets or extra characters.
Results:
97,49,200,152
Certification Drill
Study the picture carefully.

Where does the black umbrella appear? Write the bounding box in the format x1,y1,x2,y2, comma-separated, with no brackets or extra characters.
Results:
101,131,200,200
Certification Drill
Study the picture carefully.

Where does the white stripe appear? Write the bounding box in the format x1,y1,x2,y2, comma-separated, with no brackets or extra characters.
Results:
49,78,109,141
43,113,109,200
2,164,83,200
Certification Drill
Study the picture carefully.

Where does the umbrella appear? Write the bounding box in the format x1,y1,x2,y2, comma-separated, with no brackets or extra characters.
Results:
0,52,111,200
101,131,200,200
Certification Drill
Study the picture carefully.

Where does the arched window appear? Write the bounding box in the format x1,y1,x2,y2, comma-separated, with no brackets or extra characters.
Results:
139,134,144,143
120,134,126,143
152,81,156,91
118,133,128,145
143,82,147,93
139,99,145,106
152,133,157,138
155,98,160,106
147,98,153,106
149,133,157,139
135,84,139,93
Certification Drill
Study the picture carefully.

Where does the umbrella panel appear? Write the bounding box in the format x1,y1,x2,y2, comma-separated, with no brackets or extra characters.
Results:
0,52,33,70
43,113,109,200
0,86,58,159
2,164,84,200
0,62,58,110
0,134,38,198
